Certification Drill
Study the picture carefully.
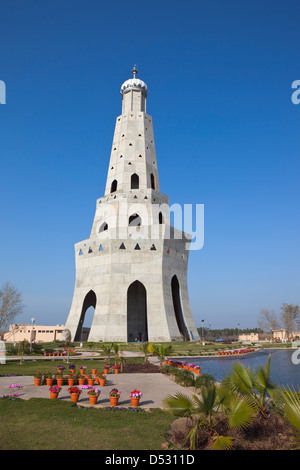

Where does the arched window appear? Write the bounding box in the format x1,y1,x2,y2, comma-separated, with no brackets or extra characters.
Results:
110,179,117,193
159,212,164,224
131,173,139,189
150,173,156,190
129,213,142,227
99,222,108,233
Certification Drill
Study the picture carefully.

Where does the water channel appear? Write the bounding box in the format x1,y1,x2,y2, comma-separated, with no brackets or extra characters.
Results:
177,349,300,388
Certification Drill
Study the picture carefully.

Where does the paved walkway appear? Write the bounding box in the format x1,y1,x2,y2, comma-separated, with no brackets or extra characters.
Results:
0,369,198,410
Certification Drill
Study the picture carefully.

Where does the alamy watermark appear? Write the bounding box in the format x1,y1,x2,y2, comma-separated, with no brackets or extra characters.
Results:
291,348,300,365
0,80,6,104
291,80,300,105
95,201,204,251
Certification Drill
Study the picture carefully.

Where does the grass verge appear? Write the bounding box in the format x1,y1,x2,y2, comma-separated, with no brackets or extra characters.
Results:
0,397,175,450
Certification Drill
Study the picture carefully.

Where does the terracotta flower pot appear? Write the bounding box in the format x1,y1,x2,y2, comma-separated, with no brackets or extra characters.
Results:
68,378,75,386
89,394,99,405
34,378,42,386
46,378,53,386
103,367,109,374
130,397,140,408
78,378,86,385
57,378,64,386
71,393,80,403
109,397,119,407
50,392,59,399
80,369,85,375
88,378,94,386
92,369,97,375
114,368,120,374
99,379,106,387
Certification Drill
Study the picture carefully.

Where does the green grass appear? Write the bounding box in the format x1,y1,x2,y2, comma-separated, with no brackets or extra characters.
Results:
0,398,175,450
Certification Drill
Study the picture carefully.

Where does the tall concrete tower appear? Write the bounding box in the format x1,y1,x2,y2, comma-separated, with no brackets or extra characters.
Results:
64,68,200,342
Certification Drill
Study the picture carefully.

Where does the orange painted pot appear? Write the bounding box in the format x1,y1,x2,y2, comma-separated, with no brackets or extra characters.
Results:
99,379,106,386
71,393,80,403
50,392,59,399
46,378,53,386
109,397,119,407
34,378,42,386
89,394,99,405
130,398,140,408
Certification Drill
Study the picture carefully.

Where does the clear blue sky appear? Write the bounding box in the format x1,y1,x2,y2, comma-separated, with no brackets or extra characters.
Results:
1,0,299,330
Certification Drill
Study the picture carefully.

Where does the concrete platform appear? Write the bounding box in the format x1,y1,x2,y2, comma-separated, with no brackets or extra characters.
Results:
0,372,198,409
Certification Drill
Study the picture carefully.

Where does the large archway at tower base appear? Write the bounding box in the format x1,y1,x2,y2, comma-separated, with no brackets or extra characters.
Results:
127,281,148,342
171,275,189,341
74,290,96,342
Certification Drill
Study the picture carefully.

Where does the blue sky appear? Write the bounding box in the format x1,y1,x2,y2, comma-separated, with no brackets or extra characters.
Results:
0,0,299,330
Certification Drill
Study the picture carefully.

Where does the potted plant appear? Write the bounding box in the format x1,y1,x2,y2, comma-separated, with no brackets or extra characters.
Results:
49,385,61,399
91,367,97,375
34,372,42,386
130,389,143,407
67,375,76,386
56,372,64,386
69,364,76,376
88,387,101,405
79,366,86,376
103,365,110,374
45,371,54,386
113,365,120,374
109,388,121,407
68,386,82,403
86,374,94,386
97,373,106,386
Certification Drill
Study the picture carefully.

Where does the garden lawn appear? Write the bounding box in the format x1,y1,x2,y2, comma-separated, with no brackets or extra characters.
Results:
0,398,175,450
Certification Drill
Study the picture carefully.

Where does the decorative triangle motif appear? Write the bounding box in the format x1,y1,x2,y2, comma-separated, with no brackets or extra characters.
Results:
99,244,104,251
88,248,93,253
79,249,83,255
150,244,156,251
134,244,141,250
119,243,126,249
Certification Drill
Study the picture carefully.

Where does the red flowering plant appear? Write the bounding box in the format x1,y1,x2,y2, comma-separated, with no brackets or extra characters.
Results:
88,387,101,396
109,388,121,398
49,385,61,393
68,386,81,395
130,389,143,398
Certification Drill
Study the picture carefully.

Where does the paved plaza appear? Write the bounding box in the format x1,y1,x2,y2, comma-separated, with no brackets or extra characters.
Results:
0,371,198,409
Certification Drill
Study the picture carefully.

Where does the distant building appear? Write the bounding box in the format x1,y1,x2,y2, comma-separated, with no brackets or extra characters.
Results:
238,332,259,342
4,324,65,343
272,329,300,342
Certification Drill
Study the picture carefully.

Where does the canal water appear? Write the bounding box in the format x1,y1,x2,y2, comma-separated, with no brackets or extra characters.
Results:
177,349,300,388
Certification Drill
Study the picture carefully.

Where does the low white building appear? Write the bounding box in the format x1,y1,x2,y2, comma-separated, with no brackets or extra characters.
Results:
238,333,259,342
4,324,65,343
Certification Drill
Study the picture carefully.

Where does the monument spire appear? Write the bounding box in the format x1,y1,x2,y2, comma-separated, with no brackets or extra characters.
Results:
63,69,200,343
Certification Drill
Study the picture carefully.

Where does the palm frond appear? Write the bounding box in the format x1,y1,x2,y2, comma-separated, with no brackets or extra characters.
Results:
211,435,233,450
163,392,195,416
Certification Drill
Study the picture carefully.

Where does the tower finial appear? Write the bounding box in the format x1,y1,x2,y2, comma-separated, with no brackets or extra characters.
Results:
132,65,138,78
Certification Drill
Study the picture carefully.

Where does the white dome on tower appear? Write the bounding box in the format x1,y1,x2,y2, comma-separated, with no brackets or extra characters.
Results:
120,66,148,97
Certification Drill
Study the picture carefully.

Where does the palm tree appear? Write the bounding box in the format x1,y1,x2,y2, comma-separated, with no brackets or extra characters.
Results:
223,354,276,417
149,343,174,368
138,342,151,363
272,386,300,448
163,383,256,450
62,329,72,364
100,343,113,364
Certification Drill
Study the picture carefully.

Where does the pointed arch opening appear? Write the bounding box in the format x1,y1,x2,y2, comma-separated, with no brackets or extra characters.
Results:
131,173,139,189
127,280,148,342
171,275,189,341
99,222,108,233
110,179,118,193
74,290,96,342
129,213,142,227
150,173,156,190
